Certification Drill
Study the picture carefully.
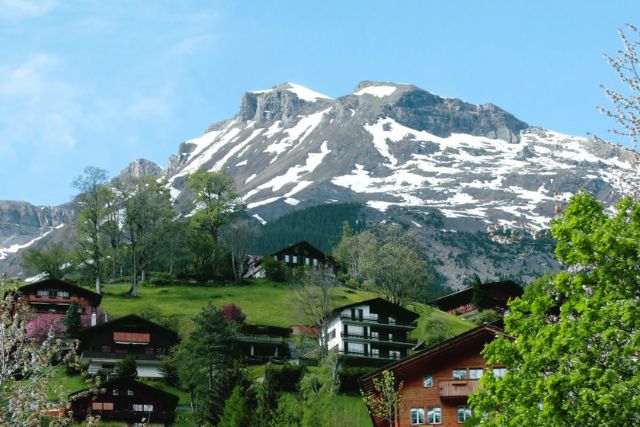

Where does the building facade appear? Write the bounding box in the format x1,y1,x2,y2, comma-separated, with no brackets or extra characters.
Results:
16,278,102,325
322,298,419,365
235,324,291,363
77,315,179,378
429,280,523,316
70,379,178,425
360,324,505,427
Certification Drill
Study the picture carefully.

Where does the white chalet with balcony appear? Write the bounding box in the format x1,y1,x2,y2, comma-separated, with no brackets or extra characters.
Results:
321,298,419,365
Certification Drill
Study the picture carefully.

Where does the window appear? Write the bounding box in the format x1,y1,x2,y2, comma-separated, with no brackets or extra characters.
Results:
388,316,396,324
133,404,154,412
305,257,310,265
91,402,113,411
284,255,290,262
329,329,336,339
411,408,425,424
469,368,483,379
112,389,119,396
312,258,318,266
493,367,507,378
370,331,379,339
423,375,433,388
37,290,48,297
452,369,467,380
370,348,379,357
457,406,472,423
292,255,298,263
349,342,364,354
427,407,442,424
58,291,69,298
389,350,401,359
127,390,134,396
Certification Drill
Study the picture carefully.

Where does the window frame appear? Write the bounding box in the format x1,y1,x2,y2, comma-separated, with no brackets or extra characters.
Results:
423,374,433,388
452,368,467,380
427,406,442,424
469,368,483,379
457,405,472,423
411,407,425,425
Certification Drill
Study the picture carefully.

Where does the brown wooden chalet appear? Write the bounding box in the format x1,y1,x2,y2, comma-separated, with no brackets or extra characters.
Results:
323,298,419,366
70,379,179,425
360,324,506,427
429,280,523,316
235,324,291,363
77,314,179,378
16,278,102,323
244,241,333,278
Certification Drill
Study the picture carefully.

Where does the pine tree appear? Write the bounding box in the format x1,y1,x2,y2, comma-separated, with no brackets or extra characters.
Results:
63,301,82,338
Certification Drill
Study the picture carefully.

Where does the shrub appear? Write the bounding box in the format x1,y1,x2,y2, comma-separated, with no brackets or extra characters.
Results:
220,303,246,325
338,367,375,393
115,355,138,381
26,317,65,343
261,258,287,282
264,363,306,392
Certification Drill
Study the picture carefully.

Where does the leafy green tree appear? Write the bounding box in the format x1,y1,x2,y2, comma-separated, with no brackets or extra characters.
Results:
218,385,250,427
187,167,243,276
63,301,82,338
361,370,403,427
73,166,112,294
115,355,138,381
300,353,340,427
122,176,175,296
22,242,74,280
471,193,640,426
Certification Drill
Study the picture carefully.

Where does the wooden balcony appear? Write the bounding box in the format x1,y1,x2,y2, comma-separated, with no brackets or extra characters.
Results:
439,379,479,400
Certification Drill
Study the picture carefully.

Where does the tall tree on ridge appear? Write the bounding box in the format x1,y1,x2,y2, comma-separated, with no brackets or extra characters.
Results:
73,166,111,294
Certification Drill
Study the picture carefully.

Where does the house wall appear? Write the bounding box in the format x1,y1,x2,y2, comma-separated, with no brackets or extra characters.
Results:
394,350,492,426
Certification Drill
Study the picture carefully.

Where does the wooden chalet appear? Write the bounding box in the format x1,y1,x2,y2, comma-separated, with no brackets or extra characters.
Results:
429,280,523,316
235,324,291,363
16,278,102,324
322,298,419,366
70,379,179,425
244,241,333,278
77,314,179,378
360,324,506,427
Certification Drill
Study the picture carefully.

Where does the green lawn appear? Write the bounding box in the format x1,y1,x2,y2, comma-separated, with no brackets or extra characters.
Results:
100,279,380,332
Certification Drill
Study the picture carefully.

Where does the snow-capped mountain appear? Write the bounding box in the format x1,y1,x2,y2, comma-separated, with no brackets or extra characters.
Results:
2,81,638,285
166,81,638,230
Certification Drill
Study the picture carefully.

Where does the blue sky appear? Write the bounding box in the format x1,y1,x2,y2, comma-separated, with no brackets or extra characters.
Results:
1,0,638,205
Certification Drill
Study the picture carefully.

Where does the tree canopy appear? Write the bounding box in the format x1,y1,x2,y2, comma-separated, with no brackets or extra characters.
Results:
470,193,640,426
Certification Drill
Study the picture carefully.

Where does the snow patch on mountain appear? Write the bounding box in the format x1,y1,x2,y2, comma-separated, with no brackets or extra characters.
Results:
0,224,64,260
354,85,397,97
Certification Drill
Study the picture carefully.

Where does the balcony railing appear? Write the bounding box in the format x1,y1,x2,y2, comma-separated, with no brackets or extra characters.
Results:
439,379,479,399
339,316,415,329
336,350,402,361
235,335,288,344
340,333,414,347
82,351,161,361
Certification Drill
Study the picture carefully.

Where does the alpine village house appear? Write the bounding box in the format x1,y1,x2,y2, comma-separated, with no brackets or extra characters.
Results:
360,324,506,427
16,278,102,325
322,298,420,365
70,378,179,426
77,314,179,378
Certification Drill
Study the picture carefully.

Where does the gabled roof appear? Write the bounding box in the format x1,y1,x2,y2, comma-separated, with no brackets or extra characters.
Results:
428,280,523,311
329,297,420,322
360,323,506,394
270,240,326,258
70,378,179,407
18,278,102,306
77,314,179,342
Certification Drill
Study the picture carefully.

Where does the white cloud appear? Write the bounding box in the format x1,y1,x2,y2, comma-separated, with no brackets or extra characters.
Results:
0,0,57,19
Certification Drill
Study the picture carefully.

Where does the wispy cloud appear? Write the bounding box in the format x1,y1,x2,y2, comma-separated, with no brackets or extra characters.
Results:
0,54,80,153
0,0,57,19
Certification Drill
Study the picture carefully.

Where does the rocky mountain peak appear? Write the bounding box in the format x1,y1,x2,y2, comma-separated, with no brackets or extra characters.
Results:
116,159,164,182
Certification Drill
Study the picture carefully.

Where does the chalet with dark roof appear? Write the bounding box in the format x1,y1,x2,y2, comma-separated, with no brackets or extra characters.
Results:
360,324,506,427
321,298,419,365
16,278,102,325
429,280,523,316
77,314,179,378
70,379,179,425
235,324,291,363
244,240,333,278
